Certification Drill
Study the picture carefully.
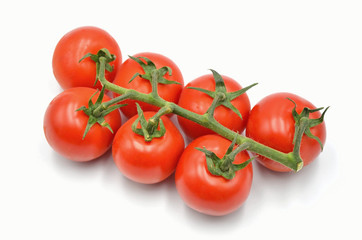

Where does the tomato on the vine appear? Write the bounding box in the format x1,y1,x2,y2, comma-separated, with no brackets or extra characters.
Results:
177,74,251,140
43,87,122,162
112,112,185,184
175,135,253,216
52,26,122,90
112,52,184,119
246,92,327,172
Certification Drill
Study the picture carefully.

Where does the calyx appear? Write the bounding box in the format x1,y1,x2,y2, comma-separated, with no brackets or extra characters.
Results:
196,136,253,180
131,103,166,142
188,69,257,119
79,48,116,86
76,87,125,139
128,56,180,86
288,98,329,151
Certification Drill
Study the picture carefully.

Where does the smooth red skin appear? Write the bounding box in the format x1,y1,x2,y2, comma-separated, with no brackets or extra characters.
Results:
112,112,185,184
112,52,184,119
175,135,253,216
246,92,327,172
177,74,251,140
52,26,122,90
43,87,122,162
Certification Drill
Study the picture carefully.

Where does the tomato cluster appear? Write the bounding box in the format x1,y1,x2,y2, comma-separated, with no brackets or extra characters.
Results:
44,26,327,216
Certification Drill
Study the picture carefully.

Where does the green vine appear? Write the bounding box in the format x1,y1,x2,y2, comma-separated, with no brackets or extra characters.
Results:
79,50,328,174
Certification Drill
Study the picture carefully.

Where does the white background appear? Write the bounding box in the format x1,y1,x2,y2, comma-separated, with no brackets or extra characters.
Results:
1,0,361,239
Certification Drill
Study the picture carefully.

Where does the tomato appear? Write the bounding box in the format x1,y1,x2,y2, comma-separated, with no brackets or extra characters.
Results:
175,135,253,216
52,26,122,90
246,92,327,172
43,87,122,162
112,112,185,184
112,52,184,119
177,74,251,140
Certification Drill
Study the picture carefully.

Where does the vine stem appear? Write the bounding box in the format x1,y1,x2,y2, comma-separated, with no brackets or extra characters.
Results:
146,105,173,134
98,72,302,172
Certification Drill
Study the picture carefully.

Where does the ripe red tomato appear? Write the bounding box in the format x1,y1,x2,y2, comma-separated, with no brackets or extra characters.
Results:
246,92,327,172
112,112,185,184
175,135,253,216
177,74,251,140
43,87,122,162
52,26,122,90
112,52,184,119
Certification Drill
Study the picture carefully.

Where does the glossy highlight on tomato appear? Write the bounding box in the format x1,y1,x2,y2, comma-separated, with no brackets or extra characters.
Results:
52,26,122,90
177,74,251,140
175,135,253,216
43,87,122,161
112,52,184,119
246,92,327,172
112,112,185,184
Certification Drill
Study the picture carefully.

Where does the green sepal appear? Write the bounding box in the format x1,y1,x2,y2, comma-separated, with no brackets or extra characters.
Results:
196,147,228,177
131,103,166,142
187,69,258,120
233,158,254,171
79,48,116,86
128,55,180,85
225,134,238,155
196,137,253,180
227,83,259,101
76,86,125,140
210,69,227,92
187,87,215,97
101,104,126,116
288,98,329,151
81,115,98,139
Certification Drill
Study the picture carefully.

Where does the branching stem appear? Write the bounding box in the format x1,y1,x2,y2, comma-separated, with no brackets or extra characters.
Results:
80,51,327,172
98,77,302,171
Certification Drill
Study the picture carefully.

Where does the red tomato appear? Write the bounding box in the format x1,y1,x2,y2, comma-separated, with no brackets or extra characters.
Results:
43,87,122,161
177,74,251,140
175,135,253,216
112,52,184,119
112,112,185,184
52,26,122,90
246,92,327,172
